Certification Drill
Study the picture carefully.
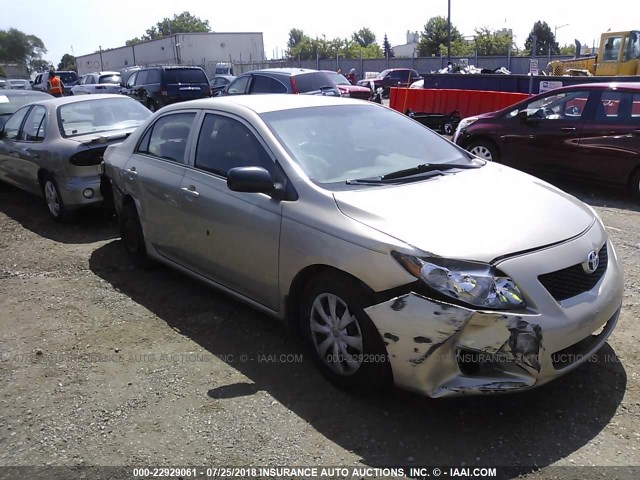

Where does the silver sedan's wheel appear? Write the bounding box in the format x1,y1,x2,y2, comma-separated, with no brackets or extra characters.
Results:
44,180,61,219
300,273,392,391
310,293,364,376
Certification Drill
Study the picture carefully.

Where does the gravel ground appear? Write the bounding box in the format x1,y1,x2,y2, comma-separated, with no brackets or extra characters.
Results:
0,178,639,480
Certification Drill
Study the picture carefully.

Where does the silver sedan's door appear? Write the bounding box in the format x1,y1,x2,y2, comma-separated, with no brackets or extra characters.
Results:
124,111,199,262
0,105,31,189
179,113,282,310
9,105,47,195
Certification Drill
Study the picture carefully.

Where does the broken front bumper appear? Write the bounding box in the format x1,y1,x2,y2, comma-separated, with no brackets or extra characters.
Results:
365,235,623,398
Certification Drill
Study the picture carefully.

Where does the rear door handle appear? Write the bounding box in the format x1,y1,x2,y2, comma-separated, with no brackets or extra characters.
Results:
632,129,640,136
561,127,576,132
181,186,200,198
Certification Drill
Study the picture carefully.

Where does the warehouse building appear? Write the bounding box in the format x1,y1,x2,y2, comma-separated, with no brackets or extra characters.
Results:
76,32,264,76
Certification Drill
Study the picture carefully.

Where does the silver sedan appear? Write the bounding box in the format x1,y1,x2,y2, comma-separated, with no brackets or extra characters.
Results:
0,94,151,220
104,95,623,397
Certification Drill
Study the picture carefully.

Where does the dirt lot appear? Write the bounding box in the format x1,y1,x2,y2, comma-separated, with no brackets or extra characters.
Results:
0,178,639,479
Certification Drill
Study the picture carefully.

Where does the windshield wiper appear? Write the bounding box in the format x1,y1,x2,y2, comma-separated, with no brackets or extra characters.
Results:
380,162,481,181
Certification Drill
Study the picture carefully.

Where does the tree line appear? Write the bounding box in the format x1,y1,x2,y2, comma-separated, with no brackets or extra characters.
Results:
1,12,575,76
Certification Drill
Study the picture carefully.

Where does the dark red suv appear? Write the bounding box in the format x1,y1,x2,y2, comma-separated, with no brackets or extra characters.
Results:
454,82,640,197
357,68,422,95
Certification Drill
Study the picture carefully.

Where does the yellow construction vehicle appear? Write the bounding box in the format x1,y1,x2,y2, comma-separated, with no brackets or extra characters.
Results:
549,30,640,76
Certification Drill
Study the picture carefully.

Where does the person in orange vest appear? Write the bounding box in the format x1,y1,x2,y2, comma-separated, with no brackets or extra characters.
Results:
47,70,65,97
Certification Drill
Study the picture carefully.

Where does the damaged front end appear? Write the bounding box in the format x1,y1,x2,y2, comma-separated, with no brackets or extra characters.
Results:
365,233,622,398
366,294,545,397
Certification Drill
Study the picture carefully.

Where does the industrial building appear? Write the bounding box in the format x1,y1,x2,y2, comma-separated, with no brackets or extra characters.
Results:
76,32,265,76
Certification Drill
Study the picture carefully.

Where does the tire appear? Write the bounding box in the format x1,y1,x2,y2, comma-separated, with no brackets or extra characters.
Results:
300,273,392,392
42,176,71,221
467,139,500,162
119,203,153,267
631,169,640,200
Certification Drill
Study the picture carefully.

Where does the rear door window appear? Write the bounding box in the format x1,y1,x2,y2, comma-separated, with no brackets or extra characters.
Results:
20,105,46,142
136,112,196,164
226,76,250,95
249,75,287,94
147,70,161,84
135,70,149,85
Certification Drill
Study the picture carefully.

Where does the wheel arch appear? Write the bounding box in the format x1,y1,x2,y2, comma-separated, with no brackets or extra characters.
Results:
284,264,375,330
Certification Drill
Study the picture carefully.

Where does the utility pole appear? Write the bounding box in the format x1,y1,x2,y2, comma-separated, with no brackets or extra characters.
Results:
447,0,451,62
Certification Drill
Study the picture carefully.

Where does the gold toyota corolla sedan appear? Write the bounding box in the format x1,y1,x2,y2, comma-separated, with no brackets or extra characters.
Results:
103,95,624,398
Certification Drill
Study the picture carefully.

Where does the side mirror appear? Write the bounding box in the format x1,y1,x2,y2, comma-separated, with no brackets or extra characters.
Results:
516,110,529,124
227,167,275,194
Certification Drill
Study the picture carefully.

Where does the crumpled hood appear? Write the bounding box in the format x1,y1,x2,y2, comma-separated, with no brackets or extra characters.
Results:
333,162,595,262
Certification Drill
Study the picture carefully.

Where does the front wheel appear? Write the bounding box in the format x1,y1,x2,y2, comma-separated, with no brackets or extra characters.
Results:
300,273,392,391
467,139,500,162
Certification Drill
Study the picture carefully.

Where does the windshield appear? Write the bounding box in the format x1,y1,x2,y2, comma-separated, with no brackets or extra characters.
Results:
57,72,78,84
261,104,471,187
58,97,151,137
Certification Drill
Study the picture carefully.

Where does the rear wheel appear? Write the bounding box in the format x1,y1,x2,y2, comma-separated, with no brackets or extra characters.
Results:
300,273,392,391
631,169,640,200
42,176,71,221
467,139,500,162
120,203,153,267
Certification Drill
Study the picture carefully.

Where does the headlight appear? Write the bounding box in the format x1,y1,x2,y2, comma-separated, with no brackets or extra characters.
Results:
391,252,525,310
457,116,478,131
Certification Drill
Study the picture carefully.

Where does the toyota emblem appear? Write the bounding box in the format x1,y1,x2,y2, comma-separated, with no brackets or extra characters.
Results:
583,250,599,274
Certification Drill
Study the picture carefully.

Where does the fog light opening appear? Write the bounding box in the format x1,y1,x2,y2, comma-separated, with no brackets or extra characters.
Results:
83,188,94,199
457,348,481,375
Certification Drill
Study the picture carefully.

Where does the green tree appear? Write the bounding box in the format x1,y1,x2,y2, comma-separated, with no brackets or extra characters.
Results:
58,53,77,72
418,16,465,57
30,59,52,73
0,28,47,73
287,28,305,51
126,11,211,45
352,27,376,47
286,30,382,60
524,21,559,55
473,27,512,56
559,43,576,55
382,33,394,58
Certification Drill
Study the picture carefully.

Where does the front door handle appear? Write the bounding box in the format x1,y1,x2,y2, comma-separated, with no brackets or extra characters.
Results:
181,186,200,198
125,166,138,180
561,127,576,132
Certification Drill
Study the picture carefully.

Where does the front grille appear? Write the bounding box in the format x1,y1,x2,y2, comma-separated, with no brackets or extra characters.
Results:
538,244,608,301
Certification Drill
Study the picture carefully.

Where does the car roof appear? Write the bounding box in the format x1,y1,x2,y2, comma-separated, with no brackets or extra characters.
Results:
0,89,51,99
90,71,120,76
566,81,640,90
27,93,138,107
160,94,371,115
242,68,324,76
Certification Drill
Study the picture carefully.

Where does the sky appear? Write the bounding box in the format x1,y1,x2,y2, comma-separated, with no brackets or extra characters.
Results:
1,0,634,66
